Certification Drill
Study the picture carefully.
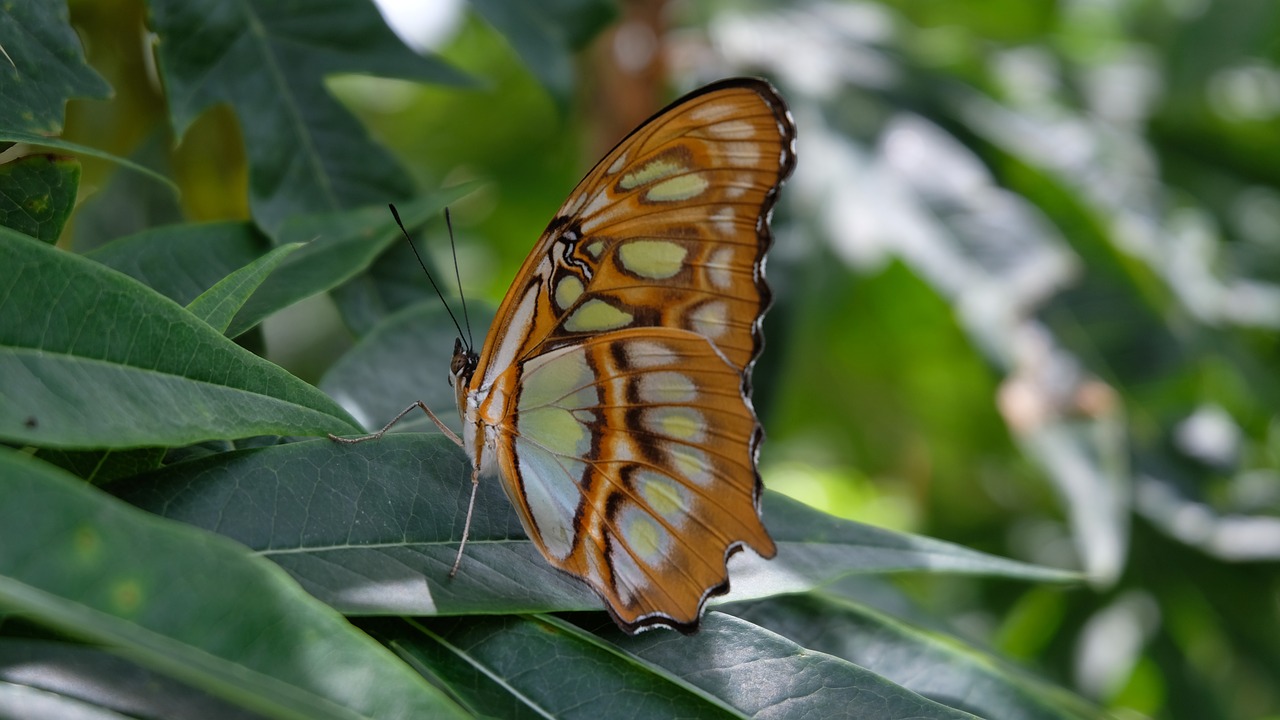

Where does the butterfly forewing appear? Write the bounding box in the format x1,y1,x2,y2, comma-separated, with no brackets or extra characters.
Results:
472,79,796,386
460,78,795,633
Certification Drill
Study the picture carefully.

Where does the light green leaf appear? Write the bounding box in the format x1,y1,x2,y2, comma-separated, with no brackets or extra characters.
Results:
187,242,303,334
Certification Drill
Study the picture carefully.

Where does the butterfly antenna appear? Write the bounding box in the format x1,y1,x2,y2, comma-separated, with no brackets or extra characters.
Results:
388,204,468,346
444,207,475,353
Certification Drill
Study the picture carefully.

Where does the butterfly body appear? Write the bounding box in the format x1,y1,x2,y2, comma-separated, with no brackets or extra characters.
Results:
450,78,796,633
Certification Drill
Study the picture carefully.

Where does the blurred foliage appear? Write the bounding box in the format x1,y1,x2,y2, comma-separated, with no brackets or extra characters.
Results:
1,0,1279,717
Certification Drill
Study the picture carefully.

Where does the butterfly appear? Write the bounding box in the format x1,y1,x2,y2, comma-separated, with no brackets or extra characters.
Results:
339,77,796,634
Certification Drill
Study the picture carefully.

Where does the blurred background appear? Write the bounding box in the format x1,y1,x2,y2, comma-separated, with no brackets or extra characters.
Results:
63,0,1280,717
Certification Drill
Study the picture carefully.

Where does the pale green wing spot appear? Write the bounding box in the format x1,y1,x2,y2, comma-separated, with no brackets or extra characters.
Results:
644,406,706,443
514,346,601,560
646,174,709,202
634,468,691,527
617,240,687,280
637,371,698,404
513,438,586,561
555,276,584,310
690,301,730,339
619,158,686,190
564,299,633,332
670,446,713,487
617,503,672,566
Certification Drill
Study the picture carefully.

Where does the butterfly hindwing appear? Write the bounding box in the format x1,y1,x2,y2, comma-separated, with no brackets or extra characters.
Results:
493,329,775,632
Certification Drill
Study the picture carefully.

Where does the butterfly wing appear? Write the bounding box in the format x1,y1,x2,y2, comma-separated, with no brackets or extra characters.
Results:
463,78,795,633
470,78,796,389
493,329,775,632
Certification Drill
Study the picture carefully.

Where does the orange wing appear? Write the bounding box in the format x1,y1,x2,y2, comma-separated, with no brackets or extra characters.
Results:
470,78,797,391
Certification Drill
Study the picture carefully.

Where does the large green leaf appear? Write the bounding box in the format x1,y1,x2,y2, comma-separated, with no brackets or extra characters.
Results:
0,638,260,720
146,0,471,236
365,613,983,719
0,0,110,134
598,613,982,719
108,433,1074,618
0,230,359,448
87,222,270,308
320,301,495,435
0,450,467,719
728,594,1101,720
366,615,742,718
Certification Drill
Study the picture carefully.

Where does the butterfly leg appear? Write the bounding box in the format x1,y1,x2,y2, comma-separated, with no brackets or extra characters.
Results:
449,462,481,578
328,401,463,448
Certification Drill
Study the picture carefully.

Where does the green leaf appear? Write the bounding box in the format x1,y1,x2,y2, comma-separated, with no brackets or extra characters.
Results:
365,615,742,718
69,131,185,252
727,594,1102,720
227,190,472,338
0,0,110,134
330,239,451,337
320,301,495,435
0,155,79,243
147,0,472,236
0,678,135,719
470,0,617,108
87,222,269,308
0,638,262,719
0,450,467,719
599,613,982,719
34,447,165,485
0,132,178,193
109,433,1075,618
187,242,303,334
110,434,591,617
0,229,359,448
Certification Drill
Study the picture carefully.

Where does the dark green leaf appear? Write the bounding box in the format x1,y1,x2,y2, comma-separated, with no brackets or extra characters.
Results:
0,0,110,134
147,0,472,236
0,155,78,243
0,638,260,720
0,450,467,719
0,230,359,448
228,190,473,338
0,133,177,192
601,612,981,719
470,0,617,108
727,594,1101,720
367,615,742,719
109,433,1073,618
320,301,495,436
69,131,184,253
87,222,269,308
33,447,165,485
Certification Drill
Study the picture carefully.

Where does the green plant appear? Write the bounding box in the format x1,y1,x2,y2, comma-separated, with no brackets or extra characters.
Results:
12,0,1277,718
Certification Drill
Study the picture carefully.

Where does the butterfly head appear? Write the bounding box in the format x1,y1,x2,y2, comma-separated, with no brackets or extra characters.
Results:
449,336,478,408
